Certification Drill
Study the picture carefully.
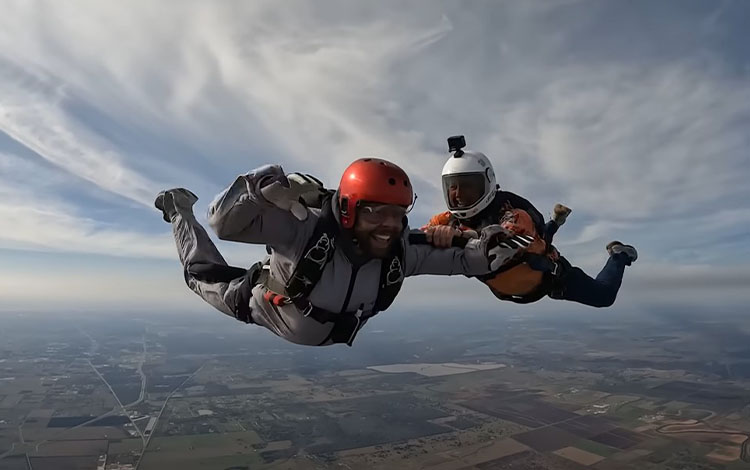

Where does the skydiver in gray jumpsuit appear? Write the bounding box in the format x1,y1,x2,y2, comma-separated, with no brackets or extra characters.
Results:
155,158,530,347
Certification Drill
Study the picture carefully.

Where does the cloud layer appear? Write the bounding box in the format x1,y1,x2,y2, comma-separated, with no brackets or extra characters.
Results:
1,1,748,309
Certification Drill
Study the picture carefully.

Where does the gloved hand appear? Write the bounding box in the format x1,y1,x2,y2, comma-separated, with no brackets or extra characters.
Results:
479,225,534,271
423,225,462,248
260,172,326,221
423,226,480,248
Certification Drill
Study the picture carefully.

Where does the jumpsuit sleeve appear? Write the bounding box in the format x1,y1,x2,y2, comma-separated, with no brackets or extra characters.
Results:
207,164,313,252
402,226,491,277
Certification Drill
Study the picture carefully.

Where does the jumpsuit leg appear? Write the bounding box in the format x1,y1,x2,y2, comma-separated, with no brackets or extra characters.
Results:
161,189,255,320
554,254,629,308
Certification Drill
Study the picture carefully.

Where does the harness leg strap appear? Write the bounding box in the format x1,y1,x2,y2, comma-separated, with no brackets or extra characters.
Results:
232,262,264,324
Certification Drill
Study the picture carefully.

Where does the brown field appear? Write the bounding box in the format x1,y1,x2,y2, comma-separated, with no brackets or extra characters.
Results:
553,446,606,465
140,453,265,470
0,396,21,408
661,400,694,410
663,431,746,444
368,362,505,377
588,428,642,449
107,437,143,455
339,437,530,470
475,451,536,469
14,425,89,443
0,455,28,470
706,444,742,463
433,438,529,469
462,396,580,429
143,432,262,469
24,408,55,424
334,422,529,470
555,415,619,439
554,389,611,406
28,455,99,470
40,425,128,441
656,420,749,461
0,435,14,452
263,440,292,451
588,394,642,408
513,426,580,452
611,448,654,462
30,439,107,457
0,378,45,395
633,423,660,432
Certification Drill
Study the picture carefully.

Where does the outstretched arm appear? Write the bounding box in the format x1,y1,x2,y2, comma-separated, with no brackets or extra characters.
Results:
403,226,532,277
403,238,487,277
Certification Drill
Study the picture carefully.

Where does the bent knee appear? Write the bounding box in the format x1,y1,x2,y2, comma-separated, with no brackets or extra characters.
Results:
592,293,617,308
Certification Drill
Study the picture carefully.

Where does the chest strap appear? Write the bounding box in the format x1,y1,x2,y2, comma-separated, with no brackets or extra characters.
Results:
257,245,404,346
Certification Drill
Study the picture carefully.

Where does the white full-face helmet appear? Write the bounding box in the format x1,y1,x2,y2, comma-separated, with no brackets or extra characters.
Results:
441,135,497,219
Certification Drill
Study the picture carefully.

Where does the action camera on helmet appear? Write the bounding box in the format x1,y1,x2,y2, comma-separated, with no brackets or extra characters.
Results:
447,135,466,157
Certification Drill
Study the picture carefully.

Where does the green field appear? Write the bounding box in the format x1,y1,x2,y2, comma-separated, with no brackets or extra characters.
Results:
573,438,619,458
136,431,265,469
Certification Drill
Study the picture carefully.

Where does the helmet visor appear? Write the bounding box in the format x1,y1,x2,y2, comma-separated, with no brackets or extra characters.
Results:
442,173,487,210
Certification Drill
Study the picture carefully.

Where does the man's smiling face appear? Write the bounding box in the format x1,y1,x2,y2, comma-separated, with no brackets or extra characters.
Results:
352,202,406,258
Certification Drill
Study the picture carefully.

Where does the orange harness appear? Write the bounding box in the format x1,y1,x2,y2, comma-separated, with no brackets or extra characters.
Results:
425,209,560,297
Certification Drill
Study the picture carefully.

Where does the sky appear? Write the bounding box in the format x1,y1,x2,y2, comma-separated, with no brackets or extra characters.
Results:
0,0,749,316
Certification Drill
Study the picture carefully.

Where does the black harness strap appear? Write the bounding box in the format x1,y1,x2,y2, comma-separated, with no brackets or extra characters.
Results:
284,194,339,302
374,249,405,312
187,263,248,283
186,261,263,323
257,195,406,345
309,240,405,346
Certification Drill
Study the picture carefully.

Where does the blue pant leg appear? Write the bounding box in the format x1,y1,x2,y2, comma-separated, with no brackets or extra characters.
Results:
557,254,629,307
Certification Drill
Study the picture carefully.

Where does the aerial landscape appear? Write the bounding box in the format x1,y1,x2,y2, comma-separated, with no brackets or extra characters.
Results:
2,308,749,470
1,3,749,470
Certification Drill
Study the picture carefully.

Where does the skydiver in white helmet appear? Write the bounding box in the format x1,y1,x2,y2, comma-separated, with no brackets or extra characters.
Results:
422,135,637,307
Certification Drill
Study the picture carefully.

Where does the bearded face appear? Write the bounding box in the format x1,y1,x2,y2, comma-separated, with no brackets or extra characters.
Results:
352,203,406,258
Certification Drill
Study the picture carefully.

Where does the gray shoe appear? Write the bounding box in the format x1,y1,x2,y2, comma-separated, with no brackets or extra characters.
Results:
552,204,572,226
606,241,637,264
155,188,198,223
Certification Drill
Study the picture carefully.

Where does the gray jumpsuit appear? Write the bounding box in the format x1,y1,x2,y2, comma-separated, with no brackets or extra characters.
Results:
165,164,494,346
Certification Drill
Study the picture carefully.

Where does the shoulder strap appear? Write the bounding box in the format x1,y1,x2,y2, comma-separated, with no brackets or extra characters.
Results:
373,239,405,313
284,193,339,301
260,194,405,345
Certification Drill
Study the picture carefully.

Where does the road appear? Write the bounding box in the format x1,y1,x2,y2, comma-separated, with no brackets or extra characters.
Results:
133,363,205,470
27,329,149,454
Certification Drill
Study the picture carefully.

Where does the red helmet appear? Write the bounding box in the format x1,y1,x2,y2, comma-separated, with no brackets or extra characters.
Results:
338,158,414,228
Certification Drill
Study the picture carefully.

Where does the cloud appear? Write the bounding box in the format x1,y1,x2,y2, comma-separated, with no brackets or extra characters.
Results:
4,2,746,217
0,1,748,311
0,151,172,259
0,58,170,207
0,2,455,188
0,196,174,259
529,62,748,216
0,2,460,263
